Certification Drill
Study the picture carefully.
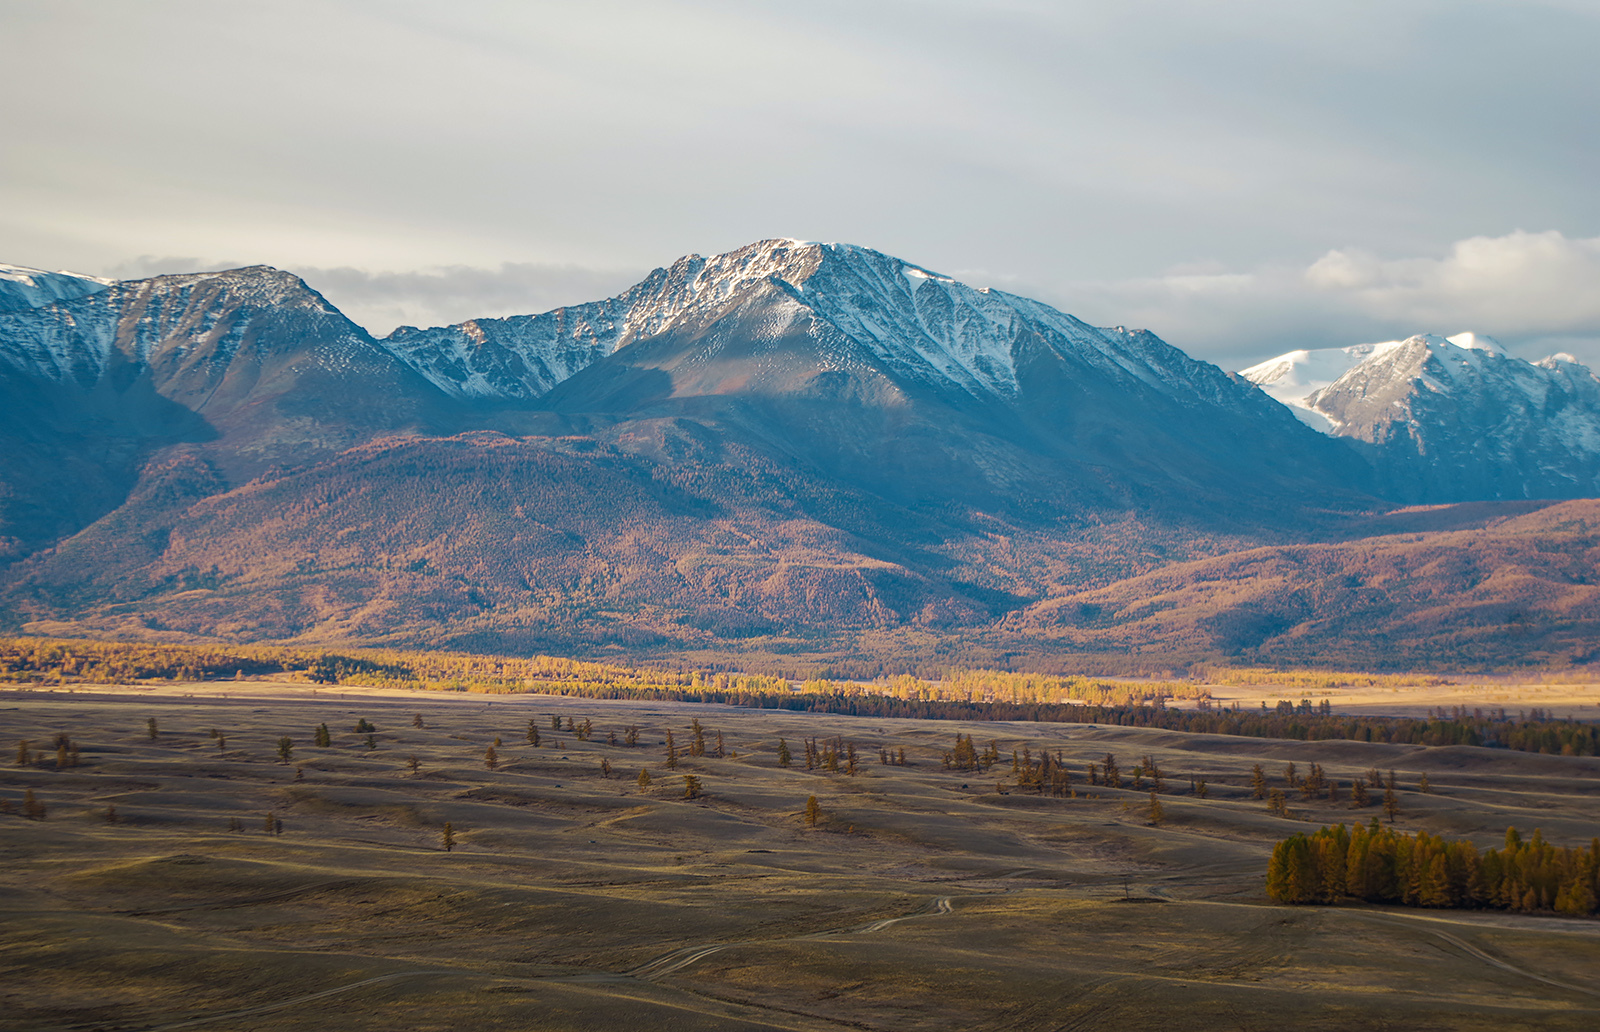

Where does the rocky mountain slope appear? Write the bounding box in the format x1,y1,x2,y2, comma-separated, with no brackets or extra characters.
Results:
1242,334,1600,502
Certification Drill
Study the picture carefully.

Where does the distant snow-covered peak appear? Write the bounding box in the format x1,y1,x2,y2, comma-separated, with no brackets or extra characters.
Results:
1445,331,1504,353
1238,332,1529,433
0,263,113,310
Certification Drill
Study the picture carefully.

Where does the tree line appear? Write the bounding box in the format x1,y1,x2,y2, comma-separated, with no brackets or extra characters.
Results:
3,636,1594,757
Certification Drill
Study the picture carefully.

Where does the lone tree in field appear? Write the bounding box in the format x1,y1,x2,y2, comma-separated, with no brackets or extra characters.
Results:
1102,753,1121,788
147,718,159,740
804,794,821,827
354,718,376,734
777,737,792,768
276,737,293,764
1267,789,1287,816
1418,772,1432,794
526,720,540,747
1250,764,1267,799
1350,779,1369,808
1383,783,1400,823
16,740,28,766
23,789,45,820
412,713,425,729
600,758,612,778
637,769,652,790
665,730,679,769
683,775,703,799
1147,790,1164,826
407,755,419,773
442,822,456,852
484,745,498,770
314,723,331,747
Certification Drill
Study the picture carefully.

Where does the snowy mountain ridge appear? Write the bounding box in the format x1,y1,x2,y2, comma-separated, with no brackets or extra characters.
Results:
1240,332,1600,500
0,263,113,311
381,238,1247,408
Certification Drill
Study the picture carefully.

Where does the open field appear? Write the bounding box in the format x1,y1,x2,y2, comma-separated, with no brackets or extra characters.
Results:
1180,675,1600,719
4,682,1600,1031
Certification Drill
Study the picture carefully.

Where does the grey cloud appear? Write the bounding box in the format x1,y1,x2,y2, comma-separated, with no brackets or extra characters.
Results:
287,263,649,337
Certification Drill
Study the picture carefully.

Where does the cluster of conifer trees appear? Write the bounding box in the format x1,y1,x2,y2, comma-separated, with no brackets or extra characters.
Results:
1267,822,1600,916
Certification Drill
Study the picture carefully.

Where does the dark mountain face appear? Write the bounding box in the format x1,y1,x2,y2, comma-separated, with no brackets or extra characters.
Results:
0,266,461,561
0,241,1591,664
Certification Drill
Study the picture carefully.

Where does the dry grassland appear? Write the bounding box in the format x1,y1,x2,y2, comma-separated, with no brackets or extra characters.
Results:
3,682,1599,1031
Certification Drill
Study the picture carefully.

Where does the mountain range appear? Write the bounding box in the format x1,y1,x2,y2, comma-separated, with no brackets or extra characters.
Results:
1,242,1596,670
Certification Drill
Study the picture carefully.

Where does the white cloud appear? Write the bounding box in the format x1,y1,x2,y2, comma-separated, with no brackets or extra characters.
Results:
1025,230,1600,371
1304,230,1600,334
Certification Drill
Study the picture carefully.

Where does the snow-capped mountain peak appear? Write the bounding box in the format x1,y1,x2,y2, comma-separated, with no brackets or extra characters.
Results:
381,239,1239,406
0,263,114,311
1239,332,1600,501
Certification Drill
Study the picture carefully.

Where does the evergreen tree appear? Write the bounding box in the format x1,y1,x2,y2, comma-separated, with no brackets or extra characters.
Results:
15,739,27,766
1268,788,1287,816
407,755,419,773
1419,772,1432,794
665,730,678,769
1196,779,1209,800
804,794,821,827
1283,762,1298,788
601,758,612,778
1148,790,1164,826
442,822,455,852
625,726,639,747
637,769,651,789
1383,783,1400,823
527,720,540,747
147,718,159,740
1103,753,1121,788
315,723,331,747
484,745,498,770
777,737,792,768
1351,779,1369,808
1250,764,1267,799
683,775,703,799
22,789,45,820
365,734,376,750
413,714,425,729
276,737,293,764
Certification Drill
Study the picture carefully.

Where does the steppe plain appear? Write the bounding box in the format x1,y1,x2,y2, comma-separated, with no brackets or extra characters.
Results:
4,680,1600,1031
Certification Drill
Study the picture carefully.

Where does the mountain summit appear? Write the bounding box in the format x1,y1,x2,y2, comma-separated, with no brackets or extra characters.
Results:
1242,334,1600,501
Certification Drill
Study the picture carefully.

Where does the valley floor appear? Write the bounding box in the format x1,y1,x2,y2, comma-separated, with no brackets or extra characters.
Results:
3,683,1599,1030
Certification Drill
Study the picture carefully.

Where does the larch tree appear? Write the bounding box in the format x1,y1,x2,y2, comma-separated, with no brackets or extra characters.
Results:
804,794,821,827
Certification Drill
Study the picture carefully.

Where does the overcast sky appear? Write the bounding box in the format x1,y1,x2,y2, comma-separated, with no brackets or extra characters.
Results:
4,0,1598,367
